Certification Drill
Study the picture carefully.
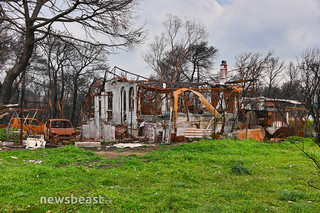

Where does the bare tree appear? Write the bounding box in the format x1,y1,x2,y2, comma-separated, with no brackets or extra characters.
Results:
280,62,301,100
148,45,190,82
233,50,274,108
284,47,320,192
144,34,167,81
186,41,218,82
29,36,106,124
24,47,48,109
297,47,320,145
0,26,11,67
38,36,71,118
144,14,208,82
264,57,285,98
0,3,9,67
0,0,144,104
66,43,107,126
0,20,23,74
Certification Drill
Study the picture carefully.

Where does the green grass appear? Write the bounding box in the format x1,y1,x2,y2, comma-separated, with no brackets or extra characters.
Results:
1,139,320,212
0,128,21,142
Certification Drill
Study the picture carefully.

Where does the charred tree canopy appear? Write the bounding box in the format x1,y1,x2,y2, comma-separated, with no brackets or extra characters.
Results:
144,14,217,83
0,0,145,104
297,47,320,145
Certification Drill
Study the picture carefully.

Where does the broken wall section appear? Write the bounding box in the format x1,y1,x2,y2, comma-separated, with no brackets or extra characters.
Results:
82,120,115,141
82,78,138,141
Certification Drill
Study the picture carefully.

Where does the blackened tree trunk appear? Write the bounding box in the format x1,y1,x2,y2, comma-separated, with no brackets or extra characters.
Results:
59,66,65,117
2,31,35,104
71,74,79,126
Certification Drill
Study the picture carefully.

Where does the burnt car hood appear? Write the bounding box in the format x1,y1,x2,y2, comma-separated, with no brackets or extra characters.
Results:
51,128,75,135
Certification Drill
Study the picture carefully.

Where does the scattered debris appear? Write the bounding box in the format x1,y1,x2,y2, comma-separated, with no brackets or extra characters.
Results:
25,136,46,149
75,142,101,147
185,128,213,138
0,146,12,151
11,156,18,159
0,104,19,120
27,160,43,164
236,129,264,141
112,143,144,149
2,142,14,146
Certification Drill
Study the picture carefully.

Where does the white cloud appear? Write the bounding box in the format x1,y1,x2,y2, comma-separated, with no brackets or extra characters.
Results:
109,0,320,76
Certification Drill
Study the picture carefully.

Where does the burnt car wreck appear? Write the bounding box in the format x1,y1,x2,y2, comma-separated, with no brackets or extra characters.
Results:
44,119,76,144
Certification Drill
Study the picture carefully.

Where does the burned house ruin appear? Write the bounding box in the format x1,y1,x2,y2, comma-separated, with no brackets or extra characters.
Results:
81,64,308,143
81,64,244,142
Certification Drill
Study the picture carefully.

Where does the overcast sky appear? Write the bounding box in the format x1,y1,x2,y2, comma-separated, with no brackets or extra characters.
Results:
109,0,320,77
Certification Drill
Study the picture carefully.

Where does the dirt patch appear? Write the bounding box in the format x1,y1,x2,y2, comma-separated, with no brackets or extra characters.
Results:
0,146,13,151
95,163,123,169
94,151,147,159
55,160,123,169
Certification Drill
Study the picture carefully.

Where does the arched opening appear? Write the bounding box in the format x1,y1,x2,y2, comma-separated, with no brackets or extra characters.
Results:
129,87,134,111
121,87,127,123
107,92,113,121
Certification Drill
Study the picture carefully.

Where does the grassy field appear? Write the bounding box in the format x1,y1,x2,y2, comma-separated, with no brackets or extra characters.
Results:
0,138,320,212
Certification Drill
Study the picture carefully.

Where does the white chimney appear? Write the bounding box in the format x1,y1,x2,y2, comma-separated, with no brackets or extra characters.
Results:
219,60,227,84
